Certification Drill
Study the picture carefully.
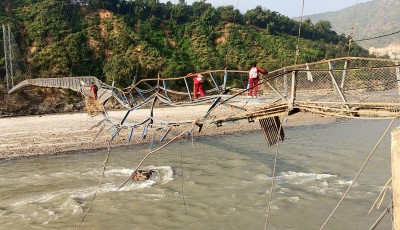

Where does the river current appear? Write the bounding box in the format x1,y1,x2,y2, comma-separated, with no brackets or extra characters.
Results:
0,119,398,229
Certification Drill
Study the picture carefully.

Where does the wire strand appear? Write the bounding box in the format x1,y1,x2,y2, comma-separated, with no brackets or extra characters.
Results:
320,114,399,229
355,30,400,42
347,0,359,56
264,114,287,230
294,0,305,65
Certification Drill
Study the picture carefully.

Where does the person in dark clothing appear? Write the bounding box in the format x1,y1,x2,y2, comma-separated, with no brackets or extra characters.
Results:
90,82,98,99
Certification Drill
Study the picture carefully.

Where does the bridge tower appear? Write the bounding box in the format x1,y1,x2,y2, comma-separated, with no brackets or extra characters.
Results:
2,23,13,91
2,23,29,92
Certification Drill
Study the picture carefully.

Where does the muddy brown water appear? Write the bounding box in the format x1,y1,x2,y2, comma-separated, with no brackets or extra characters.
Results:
0,119,398,229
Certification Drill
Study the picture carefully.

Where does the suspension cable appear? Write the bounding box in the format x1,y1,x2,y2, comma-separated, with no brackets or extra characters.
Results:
76,130,119,229
355,29,400,42
294,0,305,65
347,0,359,57
263,114,287,230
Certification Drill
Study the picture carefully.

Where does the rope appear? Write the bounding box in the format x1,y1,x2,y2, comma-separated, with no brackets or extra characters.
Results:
367,177,392,215
264,114,287,230
320,114,399,229
180,138,188,215
294,0,305,65
76,134,118,229
347,0,359,56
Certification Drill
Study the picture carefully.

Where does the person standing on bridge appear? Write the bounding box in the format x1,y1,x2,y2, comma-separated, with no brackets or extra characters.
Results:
90,82,98,100
191,73,205,100
248,62,267,98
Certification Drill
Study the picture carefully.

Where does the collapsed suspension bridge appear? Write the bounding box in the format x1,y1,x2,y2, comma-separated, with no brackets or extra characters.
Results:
6,56,400,229
8,56,400,131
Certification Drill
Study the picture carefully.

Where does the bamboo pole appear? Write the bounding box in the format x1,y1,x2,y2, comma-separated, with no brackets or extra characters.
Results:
392,126,400,229
396,61,400,95
283,68,288,99
289,71,297,110
183,78,192,101
341,60,348,88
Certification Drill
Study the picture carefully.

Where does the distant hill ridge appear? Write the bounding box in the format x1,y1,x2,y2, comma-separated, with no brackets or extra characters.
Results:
300,0,400,58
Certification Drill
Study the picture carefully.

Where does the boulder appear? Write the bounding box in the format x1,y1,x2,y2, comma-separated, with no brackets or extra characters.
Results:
132,169,155,181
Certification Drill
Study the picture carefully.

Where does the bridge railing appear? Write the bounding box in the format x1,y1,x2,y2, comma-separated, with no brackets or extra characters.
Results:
264,58,400,117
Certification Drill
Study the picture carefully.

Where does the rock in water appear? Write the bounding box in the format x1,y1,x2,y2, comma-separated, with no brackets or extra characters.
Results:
132,169,155,181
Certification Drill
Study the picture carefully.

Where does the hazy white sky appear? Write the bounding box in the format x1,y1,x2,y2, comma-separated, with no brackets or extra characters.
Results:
161,0,372,18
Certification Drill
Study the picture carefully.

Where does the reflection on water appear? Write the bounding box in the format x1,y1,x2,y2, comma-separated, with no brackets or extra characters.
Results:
0,119,398,229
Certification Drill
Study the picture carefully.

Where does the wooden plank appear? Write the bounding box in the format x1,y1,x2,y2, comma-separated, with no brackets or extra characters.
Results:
392,127,400,229
289,71,297,110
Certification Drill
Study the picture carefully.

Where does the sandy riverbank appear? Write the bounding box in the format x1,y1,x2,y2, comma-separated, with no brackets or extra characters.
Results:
0,104,336,160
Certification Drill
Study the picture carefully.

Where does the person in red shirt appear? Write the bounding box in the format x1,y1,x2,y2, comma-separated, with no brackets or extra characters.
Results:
90,82,98,99
248,62,267,98
192,73,205,100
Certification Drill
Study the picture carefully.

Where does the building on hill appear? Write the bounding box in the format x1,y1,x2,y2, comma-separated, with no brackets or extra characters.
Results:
369,44,400,60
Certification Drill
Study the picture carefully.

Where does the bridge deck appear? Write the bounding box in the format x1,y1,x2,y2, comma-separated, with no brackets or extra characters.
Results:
7,57,400,122
8,76,112,104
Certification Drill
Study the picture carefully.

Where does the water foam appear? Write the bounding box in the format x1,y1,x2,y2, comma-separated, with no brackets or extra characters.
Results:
255,171,355,195
105,165,175,185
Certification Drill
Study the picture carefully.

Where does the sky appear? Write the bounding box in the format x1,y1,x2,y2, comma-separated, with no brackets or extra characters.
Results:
160,0,372,18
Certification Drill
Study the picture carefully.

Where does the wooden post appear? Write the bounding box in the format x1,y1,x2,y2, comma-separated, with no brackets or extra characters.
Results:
289,71,297,110
395,61,400,95
223,71,227,91
341,60,348,89
392,126,400,229
283,68,288,99
306,63,313,81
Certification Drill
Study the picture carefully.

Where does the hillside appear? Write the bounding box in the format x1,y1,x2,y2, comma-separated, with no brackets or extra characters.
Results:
300,0,400,57
0,0,369,90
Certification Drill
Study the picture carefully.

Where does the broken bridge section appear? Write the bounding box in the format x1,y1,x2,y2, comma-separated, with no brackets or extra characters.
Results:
6,57,400,147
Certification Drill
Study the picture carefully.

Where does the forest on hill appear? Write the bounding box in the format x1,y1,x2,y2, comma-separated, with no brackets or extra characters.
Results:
0,0,369,88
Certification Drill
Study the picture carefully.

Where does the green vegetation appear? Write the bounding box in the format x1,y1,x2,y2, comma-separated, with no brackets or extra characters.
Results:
0,0,369,87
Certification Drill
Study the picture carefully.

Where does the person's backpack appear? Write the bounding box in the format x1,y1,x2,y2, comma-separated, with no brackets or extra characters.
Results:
249,67,258,79
93,84,98,92
196,74,204,83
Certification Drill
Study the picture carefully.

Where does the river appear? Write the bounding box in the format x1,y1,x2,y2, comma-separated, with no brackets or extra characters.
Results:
0,119,398,229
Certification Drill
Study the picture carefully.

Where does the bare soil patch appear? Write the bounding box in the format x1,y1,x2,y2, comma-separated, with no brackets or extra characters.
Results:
0,105,335,160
